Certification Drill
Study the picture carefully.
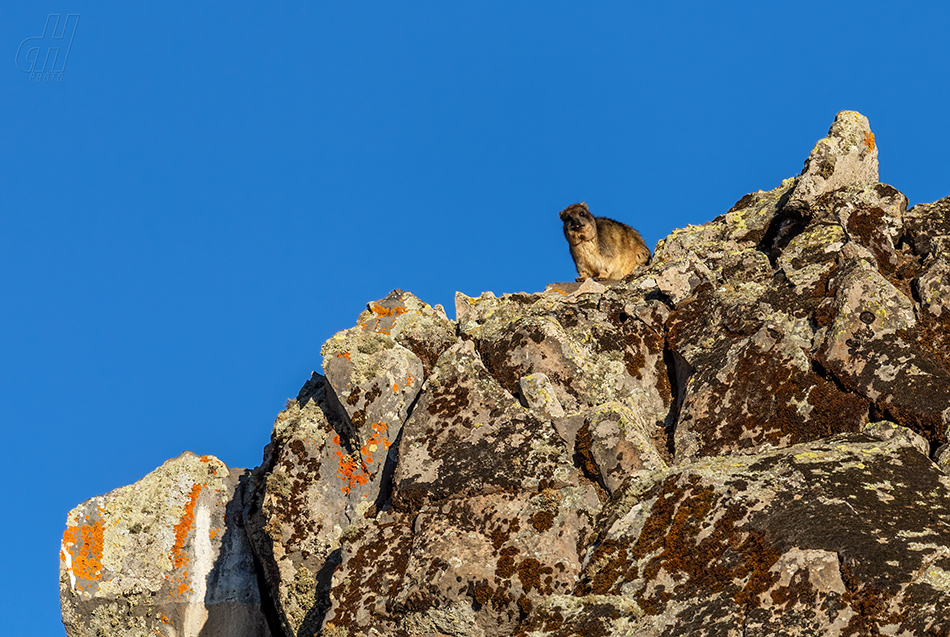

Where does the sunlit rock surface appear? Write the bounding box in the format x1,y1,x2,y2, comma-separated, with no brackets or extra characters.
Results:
62,112,950,636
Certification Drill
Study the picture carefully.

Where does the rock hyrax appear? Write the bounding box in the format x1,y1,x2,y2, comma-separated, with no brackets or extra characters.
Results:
559,202,650,280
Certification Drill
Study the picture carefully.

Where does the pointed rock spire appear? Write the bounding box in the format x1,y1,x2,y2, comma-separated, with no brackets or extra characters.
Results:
789,110,879,208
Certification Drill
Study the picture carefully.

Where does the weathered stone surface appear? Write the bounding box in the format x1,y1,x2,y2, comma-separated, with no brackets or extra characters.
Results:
816,260,950,446
354,289,459,375
574,433,950,636
321,317,425,515
789,110,879,209
321,331,423,433
917,255,950,319
582,400,668,493
393,340,579,510
62,111,950,637
671,316,868,462
60,453,270,637
322,514,414,636
904,195,950,258
519,372,566,419
514,594,644,637
649,248,717,305
453,287,673,499
458,289,671,424
325,487,600,636
241,291,458,637
244,373,398,637
863,420,930,456
721,177,797,244
775,220,846,294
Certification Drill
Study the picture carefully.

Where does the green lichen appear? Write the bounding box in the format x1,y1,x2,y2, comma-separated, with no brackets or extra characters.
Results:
356,332,395,355
266,469,292,499
286,564,317,629
321,622,348,637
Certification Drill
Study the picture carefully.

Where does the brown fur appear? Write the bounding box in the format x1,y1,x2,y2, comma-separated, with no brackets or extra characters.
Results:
559,202,650,280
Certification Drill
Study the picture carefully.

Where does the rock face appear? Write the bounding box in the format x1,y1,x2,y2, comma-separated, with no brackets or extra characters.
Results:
61,112,950,636
60,453,271,637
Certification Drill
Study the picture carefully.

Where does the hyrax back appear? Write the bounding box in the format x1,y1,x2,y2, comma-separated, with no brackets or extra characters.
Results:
559,202,650,280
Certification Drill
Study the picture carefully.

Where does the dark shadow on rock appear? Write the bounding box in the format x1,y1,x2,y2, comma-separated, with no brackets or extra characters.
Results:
199,471,279,637
372,428,403,516
757,197,809,266
296,549,342,637
662,346,692,459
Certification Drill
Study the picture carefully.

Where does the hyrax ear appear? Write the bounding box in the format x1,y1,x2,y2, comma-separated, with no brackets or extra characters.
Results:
559,208,569,220
579,202,589,212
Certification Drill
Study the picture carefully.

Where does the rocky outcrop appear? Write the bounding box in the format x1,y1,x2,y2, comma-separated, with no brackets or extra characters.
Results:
61,111,950,636
59,453,271,637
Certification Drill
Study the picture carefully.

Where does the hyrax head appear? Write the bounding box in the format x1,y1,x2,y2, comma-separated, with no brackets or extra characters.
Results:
559,202,596,245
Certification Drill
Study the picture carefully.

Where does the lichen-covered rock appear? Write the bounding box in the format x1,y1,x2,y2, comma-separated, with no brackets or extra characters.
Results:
789,110,879,209
721,177,798,244
244,374,396,637
60,453,270,637
457,289,671,425
863,420,930,456
903,195,950,258
515,594,645,637
577,399,668,494
775,220,847,294
649,175,788,295
353,289,459,375
325,487,600,636
62,111,950,637
671,315,868,462
321,330,423,433
917,255,950,319
243,292,458,637
452,287,672,499
647,248,717,305
321,318,425,513
826,184,908,277
571,433,950,636
393,340,579,510
519,372,566,419
816,259,950,446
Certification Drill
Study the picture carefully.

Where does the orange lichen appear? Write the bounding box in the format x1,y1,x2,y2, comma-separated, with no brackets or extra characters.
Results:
62,513,105,589
335,448,369,494
368,302,410,319
333,424,393,494
164,483,203,599
865,131,875,151
62,526,77,551
337,351,352,361
393,383,399,393
357,303,412,335
361,421,392,466
171,484,202,568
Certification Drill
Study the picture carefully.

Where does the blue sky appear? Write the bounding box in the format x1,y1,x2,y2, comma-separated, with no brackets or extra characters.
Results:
2,3,949,635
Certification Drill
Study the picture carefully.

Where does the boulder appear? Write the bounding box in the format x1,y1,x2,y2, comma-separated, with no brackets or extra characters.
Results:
565,432,950,636
788,110,879,209
393,340,579,510
60,453,270,637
